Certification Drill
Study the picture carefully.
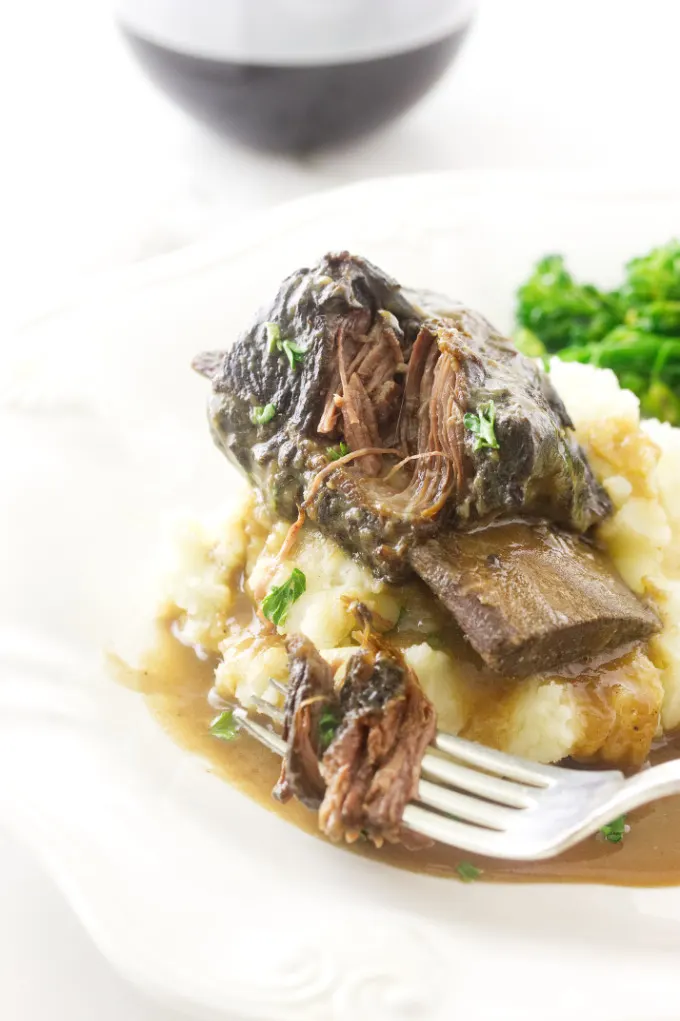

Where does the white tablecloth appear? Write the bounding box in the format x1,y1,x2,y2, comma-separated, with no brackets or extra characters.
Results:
3,0,679,1016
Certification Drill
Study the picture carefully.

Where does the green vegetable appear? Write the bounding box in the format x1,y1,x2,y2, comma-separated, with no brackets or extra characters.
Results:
265,321,281,353
210,710,240,741
281,339,306,371
327,441,349,461
616,371,648,398
516,254,621,351
261,567,306,627
250,403,276,425
623,239,680,302
600,815,627,844
456,861,483,882
559,327,679,372
265,321,306,370
318,709,340,751
626,300,680,336
464,401,499,451
558,328,680,424
514,240,680,425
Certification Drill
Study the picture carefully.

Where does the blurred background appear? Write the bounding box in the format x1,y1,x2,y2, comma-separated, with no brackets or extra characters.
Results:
2,0,680,1018
6,0,680,333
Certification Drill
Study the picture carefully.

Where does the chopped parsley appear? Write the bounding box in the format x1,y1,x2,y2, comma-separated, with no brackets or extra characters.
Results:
250,402,276,425
327,441,349,461
265,321,281,353
210,710,240,741
456,861,483,882
264,321,306,370
600,815,627,844
463,401,500,452
282,339,306,370
318,708,341,751
262,567,306,627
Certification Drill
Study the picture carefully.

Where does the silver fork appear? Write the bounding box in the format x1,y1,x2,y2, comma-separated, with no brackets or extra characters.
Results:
238,692,680,860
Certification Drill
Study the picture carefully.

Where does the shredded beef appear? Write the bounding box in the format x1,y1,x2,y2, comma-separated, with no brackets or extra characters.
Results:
275,629,436,847
274,634,336,809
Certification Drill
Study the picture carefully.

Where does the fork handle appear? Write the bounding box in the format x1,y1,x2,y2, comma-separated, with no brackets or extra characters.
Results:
607,759,680,818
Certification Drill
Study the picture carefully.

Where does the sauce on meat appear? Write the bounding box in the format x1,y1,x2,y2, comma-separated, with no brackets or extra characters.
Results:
117,620,680,887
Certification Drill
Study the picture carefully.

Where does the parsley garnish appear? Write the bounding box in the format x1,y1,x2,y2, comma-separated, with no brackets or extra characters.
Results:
262,567,306,627
327,441,349,461
210,710,240,741
600,815,627,844
264,321,306,371
456,861,483,882
318,708,341,751
463,401,499,452
282,339,306,370
265,322,281,353
250,403,276,425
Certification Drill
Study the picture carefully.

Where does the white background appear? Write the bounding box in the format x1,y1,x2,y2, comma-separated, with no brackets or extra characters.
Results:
3,0,680,1017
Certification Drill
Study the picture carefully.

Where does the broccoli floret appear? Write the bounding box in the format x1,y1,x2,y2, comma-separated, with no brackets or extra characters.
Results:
561,326,677,372
626,300,680,336
515,241,680,424
556,328,680,419
623,239,680,303
516,255,621,351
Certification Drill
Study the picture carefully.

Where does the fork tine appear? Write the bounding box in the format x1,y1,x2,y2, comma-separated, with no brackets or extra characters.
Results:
416,778,517,831
230,697,629,861
250,695,285,723
434,732,559,787
402,803,510,856
235,713,287,756
421,753,536,809
259,679,560,788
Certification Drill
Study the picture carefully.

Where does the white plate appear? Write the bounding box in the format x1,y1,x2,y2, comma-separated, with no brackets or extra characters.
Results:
3,172,680,1021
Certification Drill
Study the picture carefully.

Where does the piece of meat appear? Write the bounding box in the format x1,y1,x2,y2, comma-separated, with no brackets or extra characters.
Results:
193,252,611,568
274,633,336,808
194,254,421,543
372,380,402,428
388,307,610,531
275,628,436,846
408,522,660,676
319,647,436,847
340,372,383,475
193,251,660,673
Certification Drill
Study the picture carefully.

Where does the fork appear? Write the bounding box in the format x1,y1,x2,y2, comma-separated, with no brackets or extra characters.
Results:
235,691,680,860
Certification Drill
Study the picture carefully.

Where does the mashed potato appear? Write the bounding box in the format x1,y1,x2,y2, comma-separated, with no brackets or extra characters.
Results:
161,362,680,767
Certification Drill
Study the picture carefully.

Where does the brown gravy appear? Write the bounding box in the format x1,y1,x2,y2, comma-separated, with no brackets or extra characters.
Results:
120,622,680,886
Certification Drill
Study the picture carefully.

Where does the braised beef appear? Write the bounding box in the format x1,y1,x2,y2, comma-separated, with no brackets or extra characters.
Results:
410,522,659,676
276,629,436,846
274,633,336,809
195,253,608,547
194,252,659,673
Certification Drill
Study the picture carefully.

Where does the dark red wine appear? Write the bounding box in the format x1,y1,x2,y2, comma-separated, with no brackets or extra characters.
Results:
115,1,475,154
